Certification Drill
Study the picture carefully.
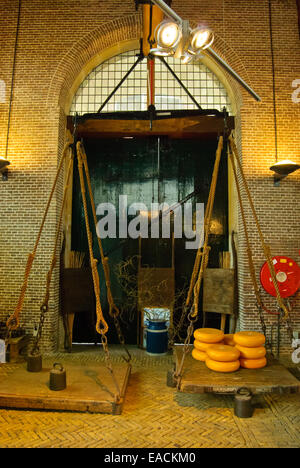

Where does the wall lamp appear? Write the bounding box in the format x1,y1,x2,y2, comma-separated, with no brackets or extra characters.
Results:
267,1,300,186
0,157,10,181
270,160,300,186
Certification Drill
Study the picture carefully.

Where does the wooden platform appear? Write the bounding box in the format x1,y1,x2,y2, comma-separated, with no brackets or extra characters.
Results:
173,345,300,395
0,359,131,414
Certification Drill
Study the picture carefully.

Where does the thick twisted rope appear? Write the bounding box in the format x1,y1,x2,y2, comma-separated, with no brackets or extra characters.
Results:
228,135,290,321
6,133,74,334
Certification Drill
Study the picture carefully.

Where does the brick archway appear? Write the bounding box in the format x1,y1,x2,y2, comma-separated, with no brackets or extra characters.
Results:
46,13,143,111
49,14,259,352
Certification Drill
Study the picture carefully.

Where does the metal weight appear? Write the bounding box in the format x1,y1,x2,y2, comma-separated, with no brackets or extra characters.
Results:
49,362,66,391
27,353,42,372
234,387,254,418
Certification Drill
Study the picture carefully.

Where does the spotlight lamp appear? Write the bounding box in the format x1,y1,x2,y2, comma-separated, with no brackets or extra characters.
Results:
181,27,214,65
148,0,261,101
150,19,214,63
151,21,182,57
188,27,214,54
156,21,182,49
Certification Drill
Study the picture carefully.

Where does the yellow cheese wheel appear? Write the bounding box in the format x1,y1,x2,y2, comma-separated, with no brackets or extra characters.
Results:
205,357,240,373
193,339,216,352
235,344,266,359
233,331,265,348
240,357,267,369
206,344,241,362
223,334,235,346
192,348,207,362
194,328,224,344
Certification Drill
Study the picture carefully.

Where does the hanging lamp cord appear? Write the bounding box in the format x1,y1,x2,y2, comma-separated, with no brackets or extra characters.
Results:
5,0,21,161
268,0,278,162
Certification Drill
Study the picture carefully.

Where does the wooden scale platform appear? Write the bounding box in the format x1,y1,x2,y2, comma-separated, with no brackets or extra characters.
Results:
0,359,131,415
173,345,300,395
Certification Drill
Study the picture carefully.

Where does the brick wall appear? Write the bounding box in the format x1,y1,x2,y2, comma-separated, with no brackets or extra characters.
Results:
0,0,299,353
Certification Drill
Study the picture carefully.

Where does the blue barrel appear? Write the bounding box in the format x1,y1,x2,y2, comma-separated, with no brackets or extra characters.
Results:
146,319,168,355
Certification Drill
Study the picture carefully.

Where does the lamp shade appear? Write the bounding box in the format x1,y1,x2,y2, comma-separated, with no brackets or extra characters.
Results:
149,47,175,57
269,160,300,176
155,21,182,49
189,27,214,54
0,157,10,171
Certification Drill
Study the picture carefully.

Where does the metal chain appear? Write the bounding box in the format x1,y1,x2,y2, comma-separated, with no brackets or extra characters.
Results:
256,302,271,352
285,299,295,344
100,333,121,404
173,309,198,388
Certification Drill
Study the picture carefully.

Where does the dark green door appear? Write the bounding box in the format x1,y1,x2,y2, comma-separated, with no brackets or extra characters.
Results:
71,136,228,344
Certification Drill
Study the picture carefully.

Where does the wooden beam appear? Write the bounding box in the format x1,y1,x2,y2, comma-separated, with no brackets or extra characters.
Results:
67,115,234,139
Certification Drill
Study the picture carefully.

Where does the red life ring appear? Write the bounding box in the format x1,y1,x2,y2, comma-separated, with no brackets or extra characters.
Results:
260,256,300,298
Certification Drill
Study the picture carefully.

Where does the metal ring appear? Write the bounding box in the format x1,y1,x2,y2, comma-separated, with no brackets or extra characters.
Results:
53,362,64,371
236,387,252,397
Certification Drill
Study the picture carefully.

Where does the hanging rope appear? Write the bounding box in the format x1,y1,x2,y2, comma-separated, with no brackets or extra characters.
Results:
174,135,224,384
228,135,295,348
76,142,109,337
29,148,75,356
76,141,121,402
76,141,131,363
5,132,74,337
228,135,290,321
228,142,271,346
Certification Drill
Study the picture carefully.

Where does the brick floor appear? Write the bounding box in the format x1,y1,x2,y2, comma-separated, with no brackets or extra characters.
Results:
0,346,299,448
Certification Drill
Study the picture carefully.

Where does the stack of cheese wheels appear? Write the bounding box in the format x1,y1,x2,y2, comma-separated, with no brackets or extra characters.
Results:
205,344,241,372
223,334,236,346
192,328,224,362
233,331,267,369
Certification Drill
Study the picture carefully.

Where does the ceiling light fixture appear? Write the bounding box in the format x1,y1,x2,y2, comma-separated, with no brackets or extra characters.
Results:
149,0,261,101
188,26,214,54
156,21,182,48
150,20,182,57
150,20,214,60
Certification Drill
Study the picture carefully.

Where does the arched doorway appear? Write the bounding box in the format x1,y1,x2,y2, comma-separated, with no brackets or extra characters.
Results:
61,46,237,349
